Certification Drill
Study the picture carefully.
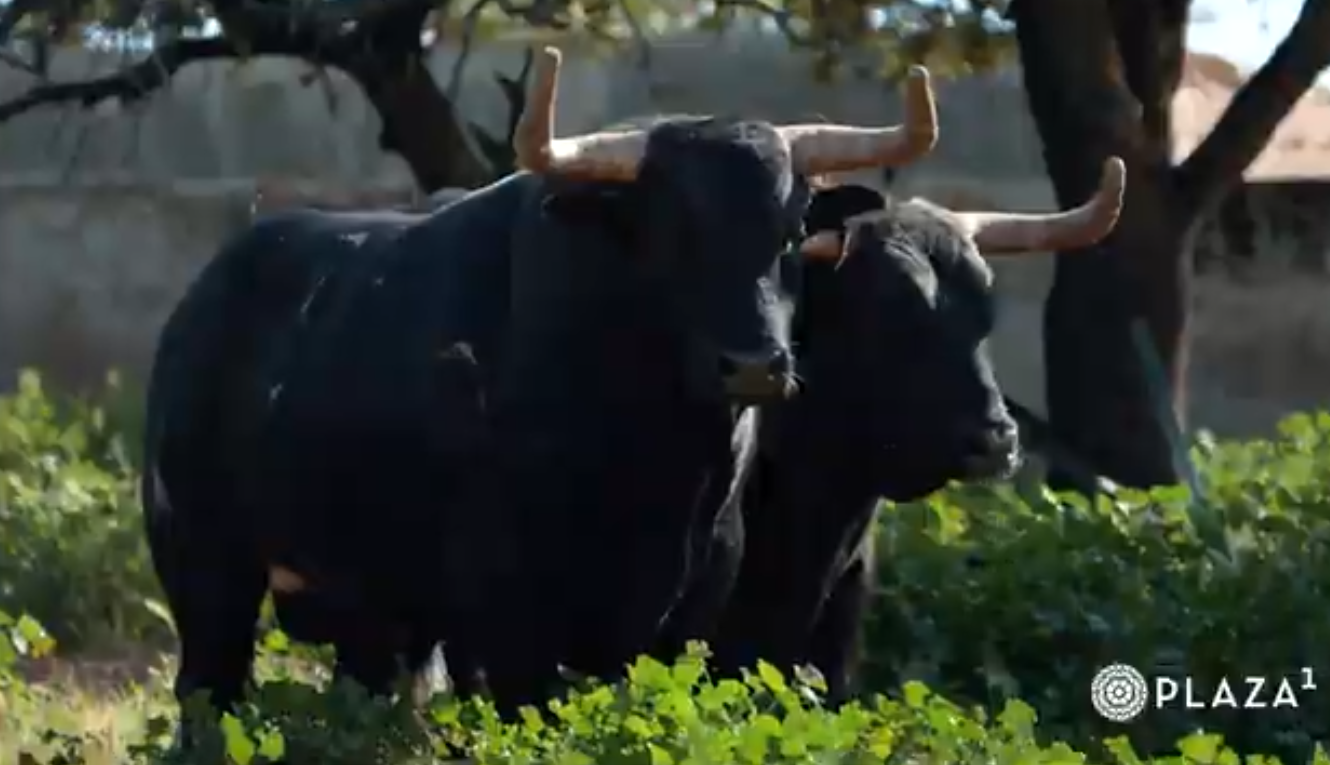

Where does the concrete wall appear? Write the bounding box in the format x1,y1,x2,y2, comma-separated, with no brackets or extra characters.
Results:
2,34,1328,438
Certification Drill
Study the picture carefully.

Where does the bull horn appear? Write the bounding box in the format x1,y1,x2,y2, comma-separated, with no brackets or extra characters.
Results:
955,157,1127,255
513,47,646,182
778,66,938,177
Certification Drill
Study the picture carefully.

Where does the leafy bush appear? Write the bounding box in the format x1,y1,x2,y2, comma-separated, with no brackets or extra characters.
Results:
868,413,1330,763
0,369,164,649
3,367,1329,764
9,634,1328,765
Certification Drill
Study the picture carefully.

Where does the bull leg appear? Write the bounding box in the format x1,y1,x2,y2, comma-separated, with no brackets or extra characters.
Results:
480,654,563,717
803,537,875,707
162,545,266,740
143,464,265,746
460,604,564,717
329,624,446,701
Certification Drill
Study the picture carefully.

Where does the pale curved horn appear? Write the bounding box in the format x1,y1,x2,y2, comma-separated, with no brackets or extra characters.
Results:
778,66,938,177
513,47,647,182
954,157,1127,255
797,157,1127,261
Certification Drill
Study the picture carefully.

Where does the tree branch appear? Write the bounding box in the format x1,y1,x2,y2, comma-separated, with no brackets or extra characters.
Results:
0,37,236,121
0,20,359,124
445,0,495,101
1172,0,1330,214
221,0,444,35
466,47,533,174
712,0,810,46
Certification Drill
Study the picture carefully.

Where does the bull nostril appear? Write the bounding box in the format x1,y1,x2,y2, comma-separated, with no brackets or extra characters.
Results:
717,351,797,403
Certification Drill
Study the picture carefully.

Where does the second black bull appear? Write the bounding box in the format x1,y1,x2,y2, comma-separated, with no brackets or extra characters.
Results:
708,158,1126,703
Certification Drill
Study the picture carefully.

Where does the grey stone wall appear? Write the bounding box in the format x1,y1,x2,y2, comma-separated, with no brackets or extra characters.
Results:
1,34,1327,437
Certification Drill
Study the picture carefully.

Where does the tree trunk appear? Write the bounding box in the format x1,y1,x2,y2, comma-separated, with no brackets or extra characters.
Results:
1011,0,1190,489
1009,0,1330,491
350,49,495,193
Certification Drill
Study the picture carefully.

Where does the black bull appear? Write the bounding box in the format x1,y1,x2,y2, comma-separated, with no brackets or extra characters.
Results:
142,167,782,720
141,45,944,724
711,160,1128,702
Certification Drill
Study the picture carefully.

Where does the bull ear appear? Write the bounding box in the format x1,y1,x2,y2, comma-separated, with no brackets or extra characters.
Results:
805,184,886,233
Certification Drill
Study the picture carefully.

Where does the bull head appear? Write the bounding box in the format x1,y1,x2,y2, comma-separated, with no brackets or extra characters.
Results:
512,47,939,182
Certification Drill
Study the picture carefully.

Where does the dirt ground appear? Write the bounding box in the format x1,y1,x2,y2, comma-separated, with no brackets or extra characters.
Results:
15,645,170,696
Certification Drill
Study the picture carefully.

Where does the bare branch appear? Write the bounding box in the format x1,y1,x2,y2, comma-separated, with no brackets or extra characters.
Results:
495,46,533,140
1173,0,1330,213
466,47,532,174
0,36,242,122
445,0,495,102
0,15,366,126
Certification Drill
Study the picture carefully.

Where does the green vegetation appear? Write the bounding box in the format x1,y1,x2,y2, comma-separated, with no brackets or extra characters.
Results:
2,368,1328,765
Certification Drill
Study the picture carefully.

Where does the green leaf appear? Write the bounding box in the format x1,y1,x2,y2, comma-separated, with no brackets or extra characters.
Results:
256,729,286,762
142,598,177,633
996,698,1037,736
220,713,257,765
261,628,290,654
14,614,54,657
648,743,675,765
1178,732,1225,764
902,680,931,708
755,660,788,693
